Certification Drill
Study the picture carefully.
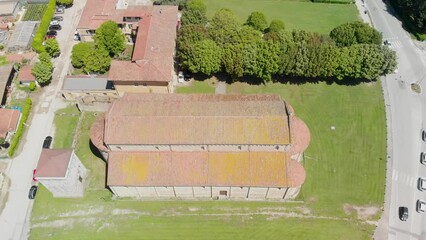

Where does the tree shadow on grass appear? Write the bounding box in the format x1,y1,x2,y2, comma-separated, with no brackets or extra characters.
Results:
273,75,376,86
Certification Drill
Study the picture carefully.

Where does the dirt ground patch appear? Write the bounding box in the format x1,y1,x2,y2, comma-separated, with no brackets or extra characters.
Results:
343,203,380,221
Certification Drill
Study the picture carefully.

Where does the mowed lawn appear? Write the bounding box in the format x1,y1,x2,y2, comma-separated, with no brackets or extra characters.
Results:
205,0,359,33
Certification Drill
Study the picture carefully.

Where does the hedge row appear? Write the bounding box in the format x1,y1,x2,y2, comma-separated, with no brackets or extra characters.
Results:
8,98,33,157
31,0,56,53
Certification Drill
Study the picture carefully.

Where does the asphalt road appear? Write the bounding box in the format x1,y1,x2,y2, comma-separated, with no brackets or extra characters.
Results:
365,0,426,239
0,0,86,238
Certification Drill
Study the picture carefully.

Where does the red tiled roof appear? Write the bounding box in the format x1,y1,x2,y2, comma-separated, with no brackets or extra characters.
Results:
109,6,177,83
89,113,110,152
78,0,123,29
35,149,73,178
107,151,305,188
104,93,291,145
288,116,311,156
18,65,35,82
0,109,20,138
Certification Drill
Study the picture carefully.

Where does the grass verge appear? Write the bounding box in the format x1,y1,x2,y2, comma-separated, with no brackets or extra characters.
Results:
204,0,359,34
52,105,80,148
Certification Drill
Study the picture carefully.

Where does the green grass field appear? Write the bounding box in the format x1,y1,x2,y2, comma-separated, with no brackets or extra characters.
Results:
30,80,385,239
52,105,80,148
204,0,359,33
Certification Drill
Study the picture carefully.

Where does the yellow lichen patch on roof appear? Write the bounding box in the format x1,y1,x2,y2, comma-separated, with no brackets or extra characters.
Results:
108,151,294,188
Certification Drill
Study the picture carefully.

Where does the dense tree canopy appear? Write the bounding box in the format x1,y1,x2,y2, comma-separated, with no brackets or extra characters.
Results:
183,39,222,75
246,11,268,32
94,20,126,57
330,21,382,47
32,52,53,86
181,0,207,25
71,42,93,68
177,8,397,82
391,0,426,32
267,19,285,33
45,38,60,58
83,48,111,74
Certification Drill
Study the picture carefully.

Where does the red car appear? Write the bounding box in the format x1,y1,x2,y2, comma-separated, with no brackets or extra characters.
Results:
32,169,37,182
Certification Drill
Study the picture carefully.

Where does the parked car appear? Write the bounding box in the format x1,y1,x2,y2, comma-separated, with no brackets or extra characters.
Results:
28,185,38,200
46,31,57,38
49,25,62,31
421,152,426,165
74,31,80,41
399,206,408,221
383,40,391,47
32,169,37,182
50,20,60,26
418,177,426,191
52,16,63,21
42,136,52,149
178,71,184,83
422,130,426,141
184,71,193,80
55,8,64,14
417,200,426,213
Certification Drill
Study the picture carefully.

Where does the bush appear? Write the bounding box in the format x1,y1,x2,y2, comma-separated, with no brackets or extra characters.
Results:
29,82,36,91
31,0,56,53
71,42,94,68
45,38,60,57
0,44,4,50
56,0,73,6
8,98,32,157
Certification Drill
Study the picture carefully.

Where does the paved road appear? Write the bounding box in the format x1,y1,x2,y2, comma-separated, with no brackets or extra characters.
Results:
363,1,426,239
0,0,86,238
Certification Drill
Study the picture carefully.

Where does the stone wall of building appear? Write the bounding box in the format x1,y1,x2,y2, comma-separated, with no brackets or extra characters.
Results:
109,186,299,200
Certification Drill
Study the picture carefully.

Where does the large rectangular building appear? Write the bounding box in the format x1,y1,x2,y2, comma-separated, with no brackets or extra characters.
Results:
91,93,310,200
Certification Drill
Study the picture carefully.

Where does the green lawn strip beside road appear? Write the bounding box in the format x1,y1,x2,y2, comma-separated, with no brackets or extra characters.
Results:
204,0,359,34
52,105,80,148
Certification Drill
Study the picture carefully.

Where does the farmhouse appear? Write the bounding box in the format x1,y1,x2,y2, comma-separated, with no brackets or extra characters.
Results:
90,93,311,200
34,149,88,198
76,0,178,95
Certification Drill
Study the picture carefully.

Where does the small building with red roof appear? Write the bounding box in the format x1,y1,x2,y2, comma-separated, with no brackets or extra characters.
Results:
0,108,20,141
34,149,88,198
18,65,35,85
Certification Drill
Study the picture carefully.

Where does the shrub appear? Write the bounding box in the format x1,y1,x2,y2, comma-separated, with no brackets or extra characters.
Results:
56,0,73,6
31,0,56,53
8,98,32,157
29,82,36,91
45,38,60,57
0,44,4,50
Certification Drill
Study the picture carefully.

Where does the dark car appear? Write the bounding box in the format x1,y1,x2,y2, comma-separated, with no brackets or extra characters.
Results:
52,16,63,21
46,30,57,37
28,186,38,199
399,206,408,221
42,136,52,149
184,71,193,80
55,8,64,14
49,25,62,31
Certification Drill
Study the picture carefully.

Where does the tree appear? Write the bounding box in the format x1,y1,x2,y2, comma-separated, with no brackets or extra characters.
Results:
185,0,206,14
38,51,53,67
83,49,111,74
267,19,285,33
71,42,93,68
56,0,72,6
183,39,222,75
393,0,426,32
177,24,208,68
209,8,241,46
246,11,268,32
45,38,60,57
330,21,382,47
94,20,126,57
32,61,53,86
181,8,207,25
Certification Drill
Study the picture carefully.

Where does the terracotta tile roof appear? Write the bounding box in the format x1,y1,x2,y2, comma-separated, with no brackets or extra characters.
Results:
89,113,110,152
104,93,291,145
109,6,177,83
288,116,311,156
77,0,123,29
35,149,73,178
0,108,20,138
107,151,305,188
18,65,35,82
